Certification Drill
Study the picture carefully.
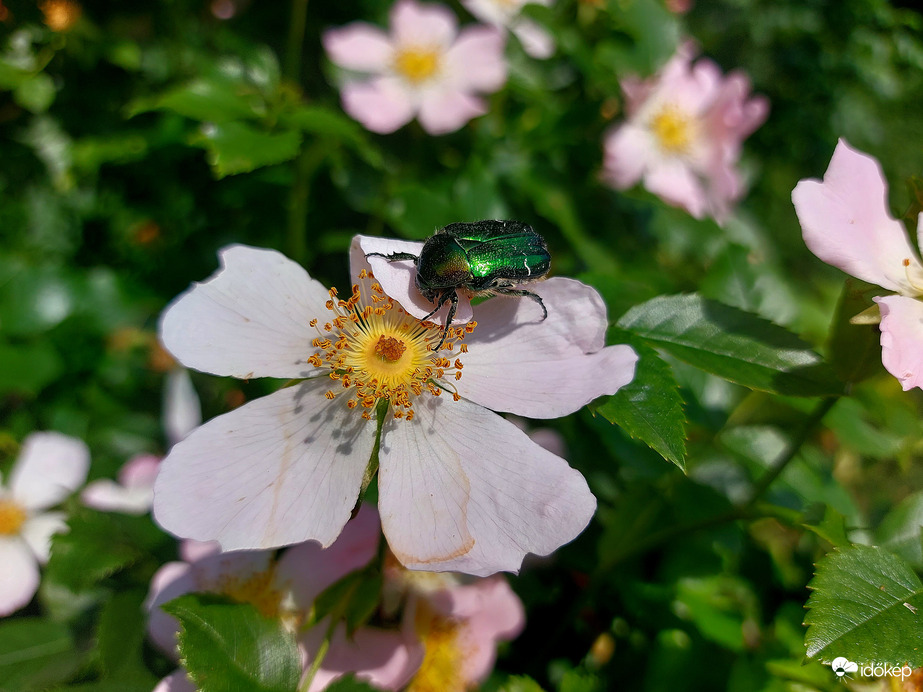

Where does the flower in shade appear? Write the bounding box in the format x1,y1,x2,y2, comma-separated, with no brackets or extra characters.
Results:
82,369,201,515
148,507,423,692
461,0,554,59
153,237,637,576
602,41,768,223
0,432,89,616
793,139,923,391
323,0,507,135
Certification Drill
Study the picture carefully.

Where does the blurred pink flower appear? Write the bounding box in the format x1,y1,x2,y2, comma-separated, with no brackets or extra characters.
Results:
153,238,635,576
82,369,200,515
0,432,89,616
323,0,507,134
602,42,768,223
793,139,923,391
461,0,554,59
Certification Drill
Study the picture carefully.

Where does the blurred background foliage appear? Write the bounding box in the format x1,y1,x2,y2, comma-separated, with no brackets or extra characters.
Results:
2,0,923,690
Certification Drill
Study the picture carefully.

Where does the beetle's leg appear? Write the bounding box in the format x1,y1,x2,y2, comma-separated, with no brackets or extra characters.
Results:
364,251,419,262
425,290,456,352
492,287,548,321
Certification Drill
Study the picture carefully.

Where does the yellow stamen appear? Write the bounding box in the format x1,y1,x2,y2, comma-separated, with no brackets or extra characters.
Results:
0,499,27,536
650,105,695,155
394,47,441,84
309,270,471,421
407,609,469,692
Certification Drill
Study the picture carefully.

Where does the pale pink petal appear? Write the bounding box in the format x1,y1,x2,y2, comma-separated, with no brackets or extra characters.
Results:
444,26,507,92
323,24,393,72
154,670,197,692
119,454,161,488
281,505,381,607
153,380,375,551
792,140,923,294
302,624,424,692
417,89,487,135
180,539,221,562
644,159,709,219
602,124,652,189
81,479,154,514
341,78,417,134
160,245,331,380
391,0,457,50
146,561,196,658
461,0,515,24
20,511,66,563
455,278,638,418
875,295,923,391
379,395,597,576
0,537,39,616
511,19,554,59
10,432,89,511
163,369,202,446
428,577,524,681
352,235,474,326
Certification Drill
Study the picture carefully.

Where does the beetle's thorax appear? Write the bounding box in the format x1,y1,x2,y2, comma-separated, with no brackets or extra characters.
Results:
416,235,473,292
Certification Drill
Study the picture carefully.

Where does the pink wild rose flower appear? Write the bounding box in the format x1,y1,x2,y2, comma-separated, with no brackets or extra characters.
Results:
602,41,768,223
461,0,555,59
0,432,89,616
793,139,923,391
153,237,637,576
323,0,507,134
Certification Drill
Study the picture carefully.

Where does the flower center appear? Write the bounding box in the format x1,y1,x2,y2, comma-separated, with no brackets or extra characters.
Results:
0,498,27,536
407,611,468,692
307,271,474,422
650,105,695,155
208,563,289,621
394,47,441,84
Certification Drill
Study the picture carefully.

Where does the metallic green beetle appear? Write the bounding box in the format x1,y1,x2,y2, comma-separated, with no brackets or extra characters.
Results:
366,220,551,350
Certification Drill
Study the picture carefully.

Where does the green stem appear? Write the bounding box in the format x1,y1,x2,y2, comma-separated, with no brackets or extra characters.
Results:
743,396,839,509
284,0,310,84
298,617,335,692
286,140,327,266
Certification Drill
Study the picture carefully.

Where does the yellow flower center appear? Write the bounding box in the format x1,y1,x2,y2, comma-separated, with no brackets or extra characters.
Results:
407,615,468,692
0,498,27,536
650,105,696,155
307,271,473,422
394,47,442,84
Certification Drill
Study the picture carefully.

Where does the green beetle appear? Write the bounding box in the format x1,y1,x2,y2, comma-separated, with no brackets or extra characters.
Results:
366,220,551,350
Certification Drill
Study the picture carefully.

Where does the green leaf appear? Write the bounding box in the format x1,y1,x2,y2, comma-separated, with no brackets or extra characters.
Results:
95,589,159,686
804,544,923,667
673,575,758,652
498,675,548,692
0,258,75,336
0,618,83,692
0,339,63,395
46,510,169,591
282,105,382,168
163,593,301,692
191,121,303,177
826,279,884,384
617,294,843,397
385,182,457,239
801,504,851,548
324,675,382,691
130,78,265,123
312,569,382,636
877,491,923,570
592,332,686,470
14,73,55,113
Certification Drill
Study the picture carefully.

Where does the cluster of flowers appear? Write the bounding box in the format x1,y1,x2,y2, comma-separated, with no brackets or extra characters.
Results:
2,229,638,687
323,0,768,224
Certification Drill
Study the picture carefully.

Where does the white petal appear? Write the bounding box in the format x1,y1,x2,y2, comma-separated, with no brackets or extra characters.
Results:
456,278,638,417
163,369,202,446
10,432,89,510
154,670,197,692
511,19,554,59
20,511,67,563
0,537,40,616
378,396,597,576
160,245,332,380
352,235,474,325
153,381,375,551
875,295,923,391
82,480,154,515
146,561,195,658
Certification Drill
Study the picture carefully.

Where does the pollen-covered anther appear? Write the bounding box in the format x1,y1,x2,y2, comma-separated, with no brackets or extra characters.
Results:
305,280,475,421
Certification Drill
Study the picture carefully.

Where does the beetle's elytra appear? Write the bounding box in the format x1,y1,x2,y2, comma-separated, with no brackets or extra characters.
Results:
366,220,551,351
